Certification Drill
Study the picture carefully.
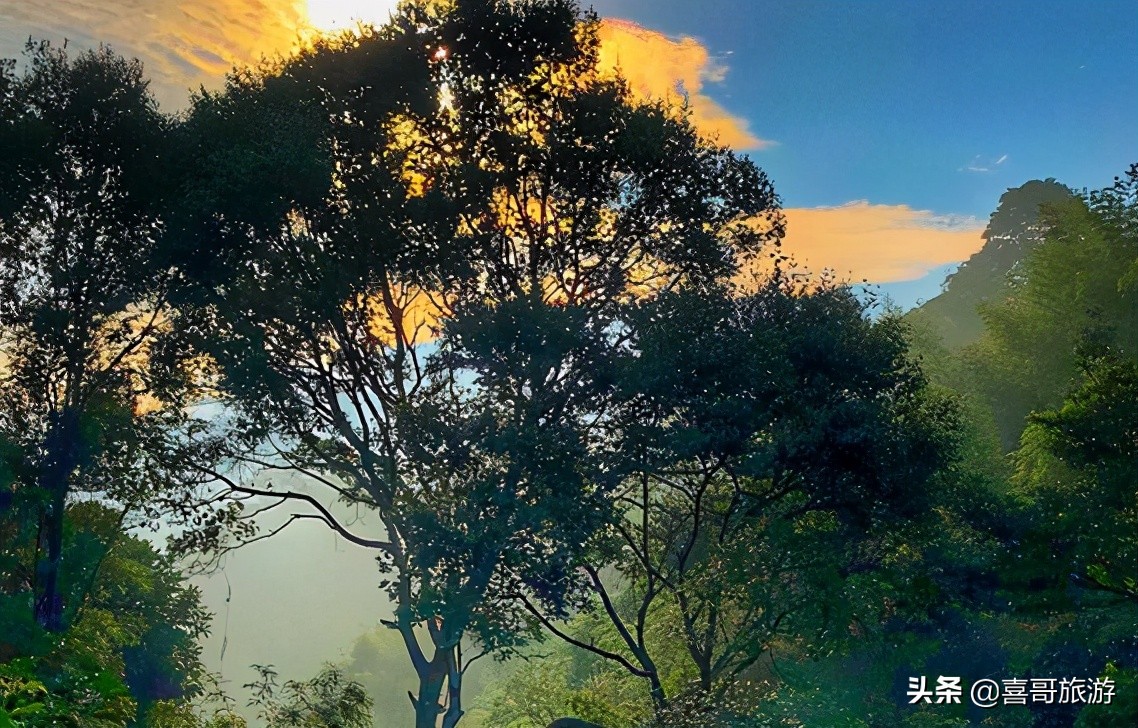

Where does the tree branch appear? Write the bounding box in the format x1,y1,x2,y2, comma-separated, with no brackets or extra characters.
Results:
514,592,651,679
190,465,392,552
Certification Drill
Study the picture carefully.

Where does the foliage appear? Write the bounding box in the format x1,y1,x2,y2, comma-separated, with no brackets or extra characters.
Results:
244,664,372,728
479,629,653,728
968,169,1138,728
963,167,1138,448
1074,665,1138,728
1011,347,1137,605
490,167,1138,727
163,1,781,725
511,277,961,718
909,168,1137,728
0,39,200,633
3,4,1134,726
0,502,210,727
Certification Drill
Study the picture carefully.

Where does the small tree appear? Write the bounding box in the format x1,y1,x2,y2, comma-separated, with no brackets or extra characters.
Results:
518,279,960,717
246,664,373,728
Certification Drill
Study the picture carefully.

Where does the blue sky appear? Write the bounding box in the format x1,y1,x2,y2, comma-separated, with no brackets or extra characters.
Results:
590,0,1138,219
2,0,1135,307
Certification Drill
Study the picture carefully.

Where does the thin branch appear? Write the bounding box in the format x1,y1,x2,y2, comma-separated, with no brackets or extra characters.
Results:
190,464,392,552
514,593,651,679
583,564,645,660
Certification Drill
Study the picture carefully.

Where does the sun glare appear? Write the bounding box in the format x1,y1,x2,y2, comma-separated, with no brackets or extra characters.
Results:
307,1,402,32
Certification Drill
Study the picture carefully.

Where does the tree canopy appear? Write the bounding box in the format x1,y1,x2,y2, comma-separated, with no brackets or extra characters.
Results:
0,40,200,633
1,4,1134,728
161,2,782,726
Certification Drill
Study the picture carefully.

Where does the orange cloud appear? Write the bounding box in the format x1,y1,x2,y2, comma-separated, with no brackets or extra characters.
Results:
776,202,985,283
2,2,769,152
597,19,770,150
0,1,309,109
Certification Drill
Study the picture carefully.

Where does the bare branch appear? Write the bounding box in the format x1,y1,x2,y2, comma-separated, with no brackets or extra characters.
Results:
190,464,393,552
514,592,651,679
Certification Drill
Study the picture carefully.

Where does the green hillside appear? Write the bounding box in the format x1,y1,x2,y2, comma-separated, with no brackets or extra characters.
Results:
907,179,1073,349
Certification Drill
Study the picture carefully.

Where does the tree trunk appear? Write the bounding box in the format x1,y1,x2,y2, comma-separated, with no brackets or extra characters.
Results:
628,643,667,715
413,665,444,728
691,643,713,693
441,645,463,728
399,552,497,727
33,486,66,631
648,675,667,715
412,651,451,728
34,408,80,632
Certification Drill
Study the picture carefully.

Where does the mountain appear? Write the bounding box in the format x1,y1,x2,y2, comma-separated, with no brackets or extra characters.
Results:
907,179,1073,349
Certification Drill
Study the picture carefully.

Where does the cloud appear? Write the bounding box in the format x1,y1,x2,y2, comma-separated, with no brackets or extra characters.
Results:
1,4,771,153
0,1,310,109
596,19,771,150
772,202,986,283
1,1,772,152
959,153,1009,174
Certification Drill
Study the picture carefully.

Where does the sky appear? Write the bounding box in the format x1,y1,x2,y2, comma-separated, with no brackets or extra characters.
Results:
2,0,1132,699
1,0,1136,307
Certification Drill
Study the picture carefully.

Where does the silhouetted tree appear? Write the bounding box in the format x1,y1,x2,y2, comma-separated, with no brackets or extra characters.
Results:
167,1,781,725
0,42,194,632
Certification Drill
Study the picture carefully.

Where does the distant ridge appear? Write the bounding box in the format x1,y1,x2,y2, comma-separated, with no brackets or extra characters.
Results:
907,179,1073,349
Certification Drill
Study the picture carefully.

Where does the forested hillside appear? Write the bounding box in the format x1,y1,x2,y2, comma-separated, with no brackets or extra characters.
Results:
906,179,1073,351
1,2,1134,727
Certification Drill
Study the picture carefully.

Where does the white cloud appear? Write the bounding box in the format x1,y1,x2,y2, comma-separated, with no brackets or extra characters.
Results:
960,153,1009,174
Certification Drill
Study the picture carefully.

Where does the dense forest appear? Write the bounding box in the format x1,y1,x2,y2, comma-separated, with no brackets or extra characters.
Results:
1,1,1135,726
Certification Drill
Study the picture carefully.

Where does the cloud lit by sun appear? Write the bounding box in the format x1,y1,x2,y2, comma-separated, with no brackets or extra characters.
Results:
597,19,771,151
0,1,988,289
306,0,401,32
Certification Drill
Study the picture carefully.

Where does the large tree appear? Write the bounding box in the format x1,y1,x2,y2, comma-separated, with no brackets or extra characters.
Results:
0,41,195,632
167,1,781,725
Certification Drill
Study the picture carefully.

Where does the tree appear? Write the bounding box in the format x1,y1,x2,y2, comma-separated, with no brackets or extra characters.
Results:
1012,345,1137,606
246,664,373,728
899,167,1138,728
989,168,1138,728
0,501,211,727
512,275,965,718
0,41,196,632
167,1,781,725
516,279,960,719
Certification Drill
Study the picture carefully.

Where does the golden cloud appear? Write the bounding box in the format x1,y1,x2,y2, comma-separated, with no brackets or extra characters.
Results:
774,202,986,283
596,18,770,150
0,1,310,109
2,3,769,153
